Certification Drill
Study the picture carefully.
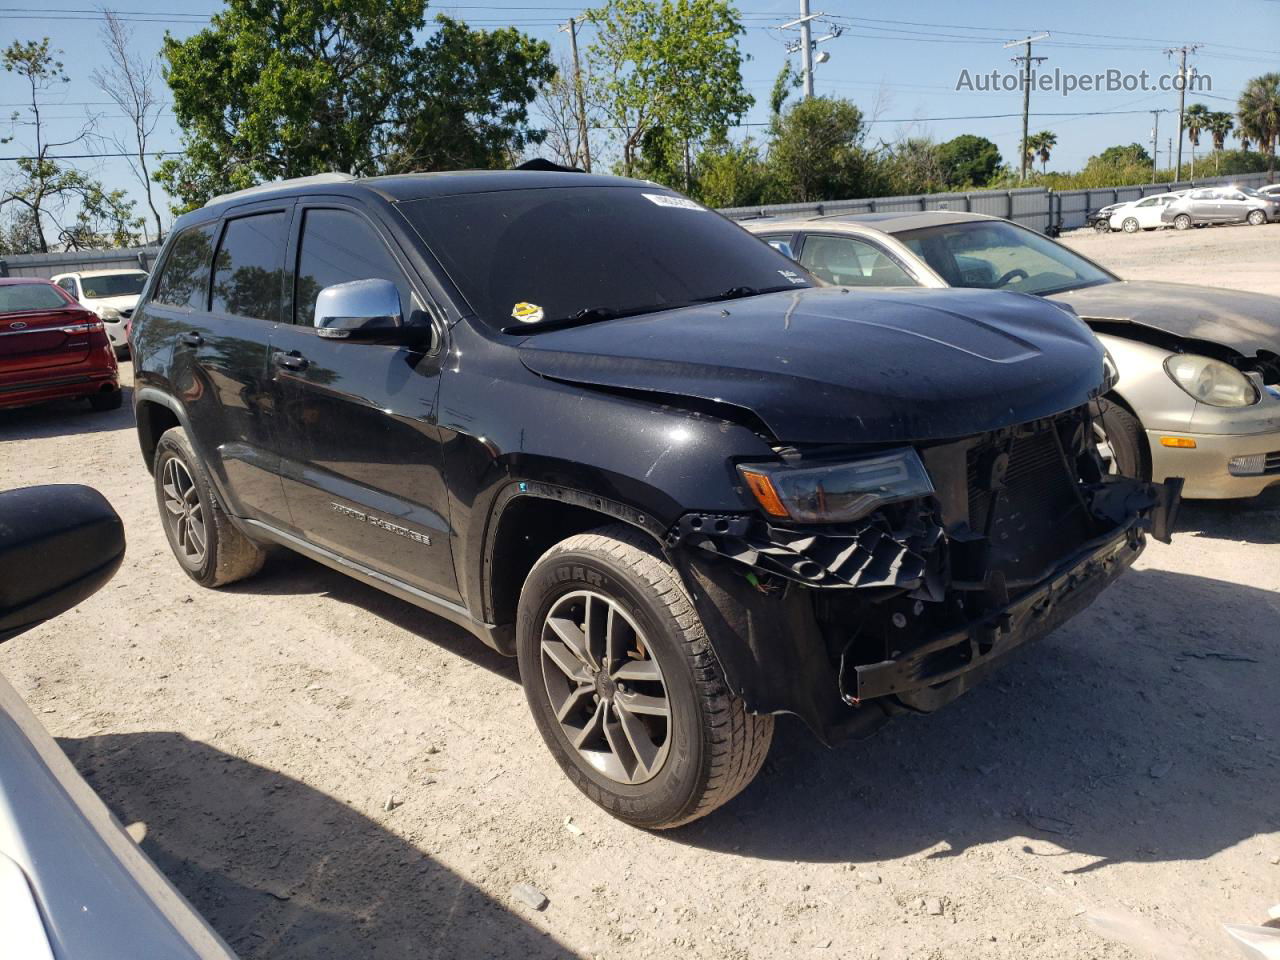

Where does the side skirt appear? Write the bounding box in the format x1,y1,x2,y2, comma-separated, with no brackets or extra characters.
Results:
241,519,512,654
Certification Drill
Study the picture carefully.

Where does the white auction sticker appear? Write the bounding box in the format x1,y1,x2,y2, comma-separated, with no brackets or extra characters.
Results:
642,193,705,211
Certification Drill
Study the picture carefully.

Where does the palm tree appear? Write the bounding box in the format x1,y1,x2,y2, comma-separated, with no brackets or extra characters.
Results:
1207,111,1234,173
1183,102,1209,178
1027,130,1057,174
1238,72,1280,179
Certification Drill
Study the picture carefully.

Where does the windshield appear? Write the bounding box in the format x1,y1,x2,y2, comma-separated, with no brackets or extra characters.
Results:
0,283,73,314
80,273,147,298
894,220,1114,296
399,186,812,330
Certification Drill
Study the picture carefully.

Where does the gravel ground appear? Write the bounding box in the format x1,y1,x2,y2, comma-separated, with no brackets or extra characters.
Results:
2,224,1278,960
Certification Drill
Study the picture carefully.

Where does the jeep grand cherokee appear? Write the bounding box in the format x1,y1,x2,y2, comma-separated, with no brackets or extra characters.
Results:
130,169,1180,828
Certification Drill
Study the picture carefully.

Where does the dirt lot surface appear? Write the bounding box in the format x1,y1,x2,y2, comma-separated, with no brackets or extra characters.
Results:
2,224,1279,960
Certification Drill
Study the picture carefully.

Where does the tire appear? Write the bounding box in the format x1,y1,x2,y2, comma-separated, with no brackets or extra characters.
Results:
1095,399,1149,481
88,389,123,412
1247,210,1266,226
516,524,773,829
1173,214,1192,231
1093,220,1110,234
1122,217,1139,234
153,426,266,587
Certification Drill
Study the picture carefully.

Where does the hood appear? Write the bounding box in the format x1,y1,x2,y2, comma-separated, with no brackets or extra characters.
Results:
517,287,1105,444
1046,281,1280,358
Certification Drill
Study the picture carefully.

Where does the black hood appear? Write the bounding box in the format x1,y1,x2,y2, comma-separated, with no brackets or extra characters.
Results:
1046,280,1280,358
518,287,1105,444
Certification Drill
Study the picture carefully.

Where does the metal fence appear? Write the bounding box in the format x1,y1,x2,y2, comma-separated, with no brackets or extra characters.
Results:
720,171,1274,234
0,245,162,280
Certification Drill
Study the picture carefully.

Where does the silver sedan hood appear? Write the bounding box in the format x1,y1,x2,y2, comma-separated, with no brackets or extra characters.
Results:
1046,280,1280,357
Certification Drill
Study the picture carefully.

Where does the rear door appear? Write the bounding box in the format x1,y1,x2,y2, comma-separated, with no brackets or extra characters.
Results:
152,205,293,524
266,201,458,600
0,283,96,381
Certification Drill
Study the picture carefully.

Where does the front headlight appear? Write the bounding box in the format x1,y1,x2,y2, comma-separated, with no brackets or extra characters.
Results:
1163,354,1258,407
98,306,121,320
738,448,935,524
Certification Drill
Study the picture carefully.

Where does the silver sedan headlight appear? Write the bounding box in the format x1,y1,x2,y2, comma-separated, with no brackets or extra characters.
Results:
1163,354,1258,407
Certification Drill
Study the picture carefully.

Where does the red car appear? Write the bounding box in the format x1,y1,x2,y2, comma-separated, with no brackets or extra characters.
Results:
0,278,121,412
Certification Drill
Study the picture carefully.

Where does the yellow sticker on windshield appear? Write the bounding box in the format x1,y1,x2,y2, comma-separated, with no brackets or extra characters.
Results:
511,302,544,323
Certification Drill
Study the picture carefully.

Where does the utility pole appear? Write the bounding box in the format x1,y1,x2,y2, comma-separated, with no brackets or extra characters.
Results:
779,4,840,98
1163,44,1201,178
559,15,591,172
1004,33,1049,182
1151,109,1160,178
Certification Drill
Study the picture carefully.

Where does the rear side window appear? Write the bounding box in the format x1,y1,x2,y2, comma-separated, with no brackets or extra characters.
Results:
293,208,415,325
211,212,289,322
152,223,217,310
799,235,919,287
0,283,73,314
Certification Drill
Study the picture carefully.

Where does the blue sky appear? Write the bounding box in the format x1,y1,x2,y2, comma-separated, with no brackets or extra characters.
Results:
1,0,1276,233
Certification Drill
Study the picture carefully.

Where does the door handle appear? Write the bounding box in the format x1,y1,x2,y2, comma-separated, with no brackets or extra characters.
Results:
273,351,309,372
180,332,203,347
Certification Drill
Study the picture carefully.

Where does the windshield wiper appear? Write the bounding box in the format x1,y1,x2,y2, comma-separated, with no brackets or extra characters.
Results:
691,284,802,304
503,304,661,334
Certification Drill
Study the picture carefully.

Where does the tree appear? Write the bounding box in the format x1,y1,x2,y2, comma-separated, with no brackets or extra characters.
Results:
934,134,1001,188
1183,102,1209,177
766,96,873,203
157,1,552,211
1,39,141,252
586,0,752,184
92,10,166,242
1025,130,1057,175
769,60,800,116
691,136,770,207
1237,73,1280,179
1206,111,1234,174
877,138,946,195
1094,143,1151,166
536,54,603,170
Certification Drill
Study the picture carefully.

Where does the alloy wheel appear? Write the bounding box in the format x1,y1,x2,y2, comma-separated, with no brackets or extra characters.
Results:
1093,420,1120,475
161,457,207,565
540,590,671,785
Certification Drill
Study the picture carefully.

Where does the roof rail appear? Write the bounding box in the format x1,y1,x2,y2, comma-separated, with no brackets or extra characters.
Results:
203,172,357,208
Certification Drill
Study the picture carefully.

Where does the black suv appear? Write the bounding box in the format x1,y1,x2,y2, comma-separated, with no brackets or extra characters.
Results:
132,170,1179,828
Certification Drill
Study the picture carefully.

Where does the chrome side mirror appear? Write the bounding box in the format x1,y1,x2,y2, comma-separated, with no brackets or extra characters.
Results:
314,278,402,340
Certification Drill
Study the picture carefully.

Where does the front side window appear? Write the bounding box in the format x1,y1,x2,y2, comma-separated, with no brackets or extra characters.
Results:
211,212,289,322
0,283,74,314
152,223,217,310
294,208,417,325
798,235,919,287
80,273,147,299
895,220,1114,296
399,186,812,331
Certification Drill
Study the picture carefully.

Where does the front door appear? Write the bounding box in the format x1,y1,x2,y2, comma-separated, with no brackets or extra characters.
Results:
266,203,458,602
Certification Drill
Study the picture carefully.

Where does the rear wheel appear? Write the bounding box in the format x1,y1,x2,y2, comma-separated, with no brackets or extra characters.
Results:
516,524,773,829
153,426,266,587
1094,399,1149,481
1247,209,1266,226
1173,214,1192,231
1122,217,1140,234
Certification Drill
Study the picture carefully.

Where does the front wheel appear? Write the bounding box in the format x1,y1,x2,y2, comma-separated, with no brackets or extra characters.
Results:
516,524,773,829
1093,220,1111,234
1122,217,1140,234
1247,210,1266,226
1173,214,1192,231
1095,399,1149,481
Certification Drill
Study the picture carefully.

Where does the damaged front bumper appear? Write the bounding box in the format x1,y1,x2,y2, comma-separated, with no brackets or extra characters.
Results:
664,421,1183,744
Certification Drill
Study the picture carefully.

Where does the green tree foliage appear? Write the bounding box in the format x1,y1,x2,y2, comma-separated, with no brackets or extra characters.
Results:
586,0,752,181
1237,73,1280,178
1027,130,1057,175
1093,143,1151,167
691,136,770,207
766,96,873,203
1,39,141,252
157,0,552,211
934,134,1001,188
876,138,945,196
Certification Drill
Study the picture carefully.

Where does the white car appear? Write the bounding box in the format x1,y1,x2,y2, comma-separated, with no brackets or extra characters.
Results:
1108,192,1182,233
49,269,149,356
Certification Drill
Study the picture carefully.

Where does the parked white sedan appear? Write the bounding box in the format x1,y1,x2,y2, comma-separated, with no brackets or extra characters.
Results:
1108,193,1182,233
49,269,149,357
